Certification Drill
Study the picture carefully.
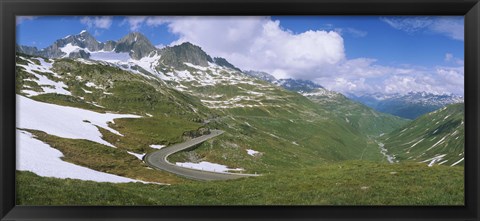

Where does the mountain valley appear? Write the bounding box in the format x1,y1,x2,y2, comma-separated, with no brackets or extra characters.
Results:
14,30,465,205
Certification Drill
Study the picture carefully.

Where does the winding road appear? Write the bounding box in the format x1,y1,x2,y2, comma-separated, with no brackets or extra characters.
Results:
144,130,259,181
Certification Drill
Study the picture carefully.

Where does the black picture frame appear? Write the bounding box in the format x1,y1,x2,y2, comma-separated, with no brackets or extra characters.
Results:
1,0,479,220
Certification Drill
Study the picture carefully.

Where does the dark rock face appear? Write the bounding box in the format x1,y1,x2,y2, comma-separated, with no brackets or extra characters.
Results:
16,44,40,56
39,43,65,58
115,32,158,60
213,57,241,71
68,50,90,59
103,40,117,51
64,31,103,52
159,42,213,69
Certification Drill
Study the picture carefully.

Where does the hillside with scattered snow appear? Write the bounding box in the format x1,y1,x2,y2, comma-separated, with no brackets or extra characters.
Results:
381,103,464,167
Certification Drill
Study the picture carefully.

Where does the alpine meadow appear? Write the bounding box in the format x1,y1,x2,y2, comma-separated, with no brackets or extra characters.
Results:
15,16,465,205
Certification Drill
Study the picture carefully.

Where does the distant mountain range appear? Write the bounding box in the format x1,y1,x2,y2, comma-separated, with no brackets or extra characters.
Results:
347,92,464,120
242,69,463,121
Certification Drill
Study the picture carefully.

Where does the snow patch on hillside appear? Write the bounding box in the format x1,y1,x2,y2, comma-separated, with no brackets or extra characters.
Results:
38,57,54,70
129,53,161,76
246,149,260,156
150,144,166,149
425,135,448,152
176,161,244,173
60,43,84,57
411,138,425,148
451,157,464,166
421,154,447,167
17,130,147,183
127,151,145,160
184,62,208,71
85,82,102,89
17,95,140,147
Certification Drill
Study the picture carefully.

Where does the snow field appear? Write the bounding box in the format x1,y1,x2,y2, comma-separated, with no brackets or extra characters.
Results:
17,130,149,183
89,51,131,63
60,43,84,57
17,95,140,147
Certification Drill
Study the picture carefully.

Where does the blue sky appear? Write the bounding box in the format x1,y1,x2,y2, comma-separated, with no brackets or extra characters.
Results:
16,16,464,96
272,16,464,67
17,16,173,48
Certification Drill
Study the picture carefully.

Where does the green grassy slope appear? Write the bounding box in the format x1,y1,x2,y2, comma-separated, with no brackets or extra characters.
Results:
304,89,409,137
168,83,389,172
381,103,464,166
17,161,464,205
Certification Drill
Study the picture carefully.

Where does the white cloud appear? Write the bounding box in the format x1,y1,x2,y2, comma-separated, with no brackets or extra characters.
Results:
145,17,168,27
381,16,463,41
123,16,168,31
123,16,147,31
16,16,38,25
435,66,464,94
328,77,370,93
80,16,113,29
383,75,440,95
335,27,368,37
166,16,345,80
317,62,464,96
429,17,464,41
381,17,433,33
444,53,464,66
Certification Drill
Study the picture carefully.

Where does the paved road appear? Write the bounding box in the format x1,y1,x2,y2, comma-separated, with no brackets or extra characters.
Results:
144,130,258,181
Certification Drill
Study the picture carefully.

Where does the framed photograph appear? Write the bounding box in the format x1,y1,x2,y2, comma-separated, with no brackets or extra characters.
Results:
1,0,479,220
